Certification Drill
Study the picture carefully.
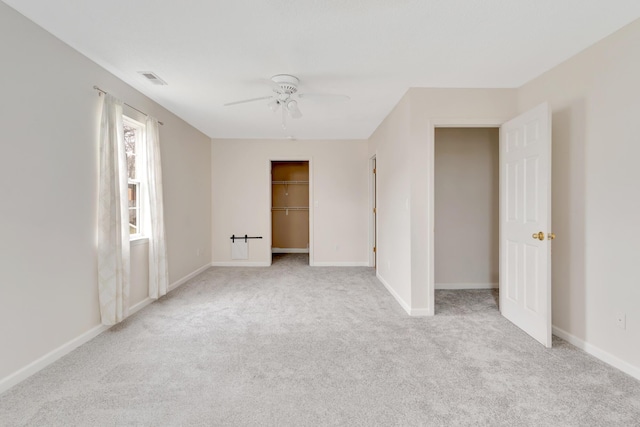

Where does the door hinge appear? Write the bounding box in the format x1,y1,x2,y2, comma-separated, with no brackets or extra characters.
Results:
373,168,376,174
373,246,376,253
373,208,376,214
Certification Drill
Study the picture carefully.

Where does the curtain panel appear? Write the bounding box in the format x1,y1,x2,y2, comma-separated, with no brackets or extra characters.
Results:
97,94,130,325
144,117,169,299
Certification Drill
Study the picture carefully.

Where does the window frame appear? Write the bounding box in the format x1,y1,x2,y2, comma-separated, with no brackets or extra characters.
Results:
123,116,146,240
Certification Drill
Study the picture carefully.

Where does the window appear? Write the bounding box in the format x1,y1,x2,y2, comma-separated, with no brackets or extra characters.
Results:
123,117,145,238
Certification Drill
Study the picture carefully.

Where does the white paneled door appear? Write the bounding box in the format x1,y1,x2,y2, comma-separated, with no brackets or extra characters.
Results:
500,102,552,347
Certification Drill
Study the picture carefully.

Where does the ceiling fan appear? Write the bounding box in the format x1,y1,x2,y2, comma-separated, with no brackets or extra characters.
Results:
223,74,350,129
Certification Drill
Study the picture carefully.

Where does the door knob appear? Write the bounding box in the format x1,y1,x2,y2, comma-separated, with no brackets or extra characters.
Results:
532,231,545,241
548,233,556,240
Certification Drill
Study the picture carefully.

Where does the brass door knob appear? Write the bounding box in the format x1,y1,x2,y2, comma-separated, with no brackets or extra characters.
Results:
548,233,556,240
532,231,545,241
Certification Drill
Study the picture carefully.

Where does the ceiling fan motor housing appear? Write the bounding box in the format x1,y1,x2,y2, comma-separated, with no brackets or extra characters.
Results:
271,74,299,95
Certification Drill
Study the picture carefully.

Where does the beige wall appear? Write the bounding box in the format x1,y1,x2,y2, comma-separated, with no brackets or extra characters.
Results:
0,3,211,384
130,242,150,306
518,18,640,372
212,139,369,266
434,128,499,287
368,94,413,306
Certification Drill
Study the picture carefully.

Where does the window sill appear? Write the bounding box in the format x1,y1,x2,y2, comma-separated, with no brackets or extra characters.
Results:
130,236,149,247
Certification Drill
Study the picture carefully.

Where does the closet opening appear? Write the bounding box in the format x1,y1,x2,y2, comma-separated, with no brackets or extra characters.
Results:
434,127,499,315
271,161,310,266
370,156,377,268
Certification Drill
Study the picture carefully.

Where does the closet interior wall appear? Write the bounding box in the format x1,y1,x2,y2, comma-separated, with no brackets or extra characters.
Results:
271,161,309,252
434,128,499,290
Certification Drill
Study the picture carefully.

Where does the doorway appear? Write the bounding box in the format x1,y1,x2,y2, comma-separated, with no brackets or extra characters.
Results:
427,104,552,346
271,161,310,265
370,156,377,268
434,128,499,314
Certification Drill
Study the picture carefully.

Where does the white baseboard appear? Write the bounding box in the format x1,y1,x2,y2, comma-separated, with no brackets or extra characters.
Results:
0,263,212,396
168,263,211,292
376,273,411,315
210,261,270,267
435,282,498,290
0,322,110,395
211,260,367,267
376,273,431,316
409,307,432,316
313,261,369,267
272,248,309,253
552,326,640,381
129,297,153,315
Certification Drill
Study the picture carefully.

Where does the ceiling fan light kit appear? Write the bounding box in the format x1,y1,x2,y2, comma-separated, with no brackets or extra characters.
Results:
286,100,302,119
267,98,279,112
224,74,349,130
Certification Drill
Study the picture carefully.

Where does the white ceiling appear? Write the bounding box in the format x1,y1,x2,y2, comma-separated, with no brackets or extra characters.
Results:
4,1,640,140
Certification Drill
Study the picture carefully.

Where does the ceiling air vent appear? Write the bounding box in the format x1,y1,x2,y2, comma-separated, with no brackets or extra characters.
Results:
137,71,167,86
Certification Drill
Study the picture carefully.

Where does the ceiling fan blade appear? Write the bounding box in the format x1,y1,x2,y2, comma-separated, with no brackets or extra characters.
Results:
297,93,350,102
223,95,272,107
259,78,282,93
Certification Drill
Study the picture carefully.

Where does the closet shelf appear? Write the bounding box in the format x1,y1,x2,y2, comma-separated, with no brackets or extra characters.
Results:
272,181,309,185
272,207,309,211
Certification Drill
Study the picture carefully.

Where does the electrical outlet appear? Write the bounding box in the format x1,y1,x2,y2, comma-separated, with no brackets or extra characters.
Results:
615,312,626,330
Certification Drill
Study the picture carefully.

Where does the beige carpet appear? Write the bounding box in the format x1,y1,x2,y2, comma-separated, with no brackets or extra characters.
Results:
1,254,639,426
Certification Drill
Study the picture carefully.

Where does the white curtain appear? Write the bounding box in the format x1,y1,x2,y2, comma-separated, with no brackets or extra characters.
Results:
144,117,169,299
97,94,130,325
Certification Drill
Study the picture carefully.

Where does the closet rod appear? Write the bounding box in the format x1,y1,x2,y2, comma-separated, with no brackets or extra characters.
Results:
93,85,164,125
271,181,309,184
272,207,309,210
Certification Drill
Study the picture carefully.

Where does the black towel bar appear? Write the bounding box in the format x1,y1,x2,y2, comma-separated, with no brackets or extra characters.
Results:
230,234,263,243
